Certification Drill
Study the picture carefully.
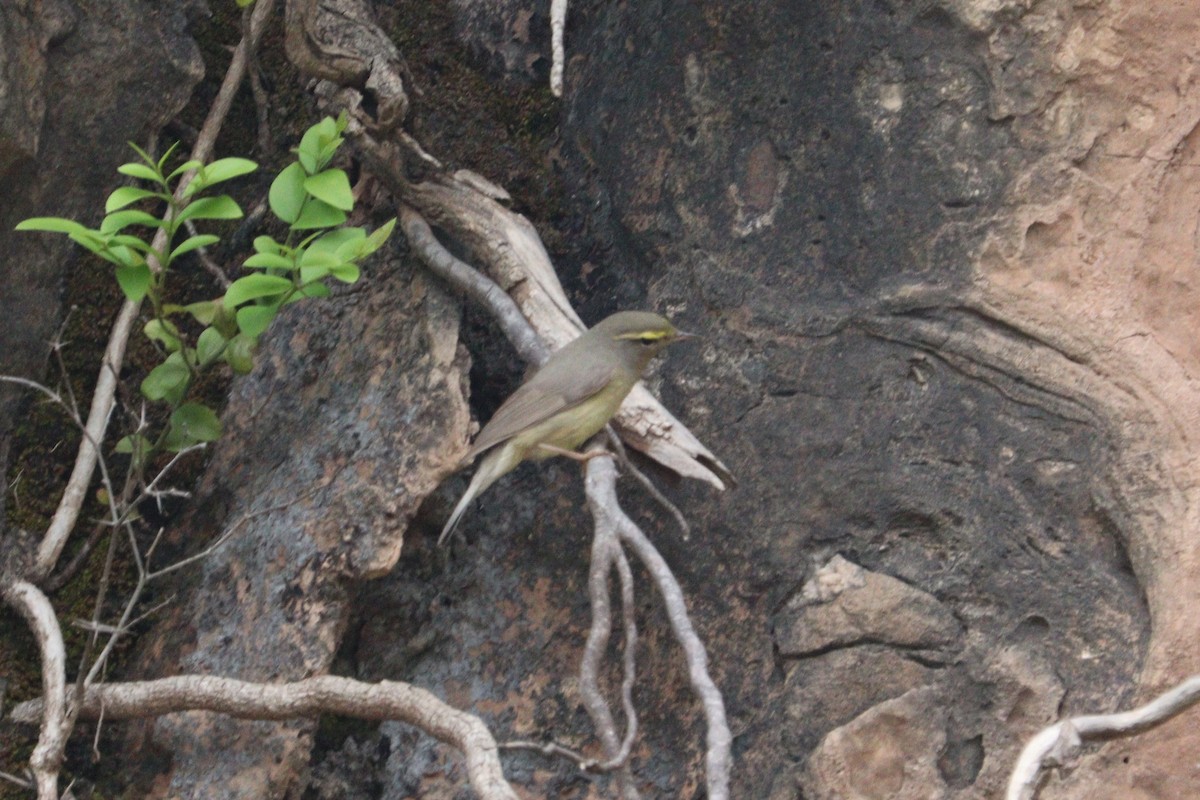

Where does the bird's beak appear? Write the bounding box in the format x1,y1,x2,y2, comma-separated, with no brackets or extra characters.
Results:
673,330,700,342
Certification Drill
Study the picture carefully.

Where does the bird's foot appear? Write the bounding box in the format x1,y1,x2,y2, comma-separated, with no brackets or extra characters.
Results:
538,443,614,463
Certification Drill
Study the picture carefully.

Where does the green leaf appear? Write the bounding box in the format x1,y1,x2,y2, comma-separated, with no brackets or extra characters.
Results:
269,162,306,223
180,299,219,325
308,227,364,259
114,433,149,456
107,244,141,269
105,187,161,213
175,195,243,224
200,157,257,186
117,162,164,183
299,249,338,283
300,246,341,266
243,252,296,270
288,282,331,303
170,403,222,443
67,230,114,259
329,262,360,283
303,169,354,211
162,427,197,452
15,217,91,236
297,122,330,173
297,116,346,173
224,273,293,307
362,218,396,256
299,264,330,283
144,318,182,352
141,352,190,404
167,159,204,182
236,303,280,337
171,234,220,260
110,234,154,253
224,333,256,374
196,327,226,366
292,199,346,230
253,235,283,254
155,141,182,172
115,262,151,302
100,209,163,233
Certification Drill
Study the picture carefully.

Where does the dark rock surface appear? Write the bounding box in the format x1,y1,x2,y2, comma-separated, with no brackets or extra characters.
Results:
122,252,470,798
355,0,1150,797
9,0,1195,797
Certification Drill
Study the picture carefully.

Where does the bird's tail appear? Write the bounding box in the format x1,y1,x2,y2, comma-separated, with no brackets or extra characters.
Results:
438,446,516,545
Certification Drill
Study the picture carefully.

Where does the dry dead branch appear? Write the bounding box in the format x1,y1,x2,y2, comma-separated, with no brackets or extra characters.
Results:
2,582,69,800
11,675,518,800
550,0,568,97
1007,675,1200,800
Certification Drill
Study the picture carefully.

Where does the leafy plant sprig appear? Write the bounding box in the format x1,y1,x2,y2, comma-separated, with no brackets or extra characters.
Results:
16,114,394,464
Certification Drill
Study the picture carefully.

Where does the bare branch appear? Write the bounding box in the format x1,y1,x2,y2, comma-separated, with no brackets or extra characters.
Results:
606,426,691,540
579,517,640,798
183,219,231,288
1007,675,1200,800
12,675,518,800
241,2,274,155
3,581,69,800
399,205,549,366
586,456,732,800
0,769,32,790
550,0,568,97
612,543,639,767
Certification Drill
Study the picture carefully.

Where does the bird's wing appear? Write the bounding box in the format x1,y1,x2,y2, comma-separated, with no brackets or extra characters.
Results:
464,360,616,461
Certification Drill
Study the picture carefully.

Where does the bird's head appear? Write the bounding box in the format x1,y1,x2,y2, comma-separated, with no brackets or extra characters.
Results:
593,311,697,371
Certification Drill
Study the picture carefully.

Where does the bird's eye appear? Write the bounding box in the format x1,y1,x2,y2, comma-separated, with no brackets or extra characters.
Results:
638,335,659,346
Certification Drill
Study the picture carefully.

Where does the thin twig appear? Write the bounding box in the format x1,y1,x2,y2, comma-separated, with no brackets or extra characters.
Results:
611,543,639,768
0,769,32,790
42,520,108,593
242,2,274,155
147,493,310,580
183,219,231,287
500,739,601,770
606,427,691,540
12,675,519,800
1007,675,1200,800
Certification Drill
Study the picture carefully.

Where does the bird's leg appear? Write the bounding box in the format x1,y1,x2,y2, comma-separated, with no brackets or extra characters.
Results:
537,443,614,463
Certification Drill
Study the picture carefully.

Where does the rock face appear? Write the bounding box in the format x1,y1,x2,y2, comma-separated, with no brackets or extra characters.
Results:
420,0,1196,797
123,254,470,798
6,0,1200,798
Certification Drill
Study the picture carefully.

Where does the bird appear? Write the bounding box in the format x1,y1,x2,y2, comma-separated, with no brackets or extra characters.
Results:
438,310,695,544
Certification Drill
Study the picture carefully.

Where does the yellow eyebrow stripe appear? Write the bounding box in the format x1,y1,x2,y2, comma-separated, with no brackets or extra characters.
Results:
614,330,670,341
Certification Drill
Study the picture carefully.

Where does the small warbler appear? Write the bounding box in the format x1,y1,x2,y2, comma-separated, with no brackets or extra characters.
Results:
439,311,694,543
